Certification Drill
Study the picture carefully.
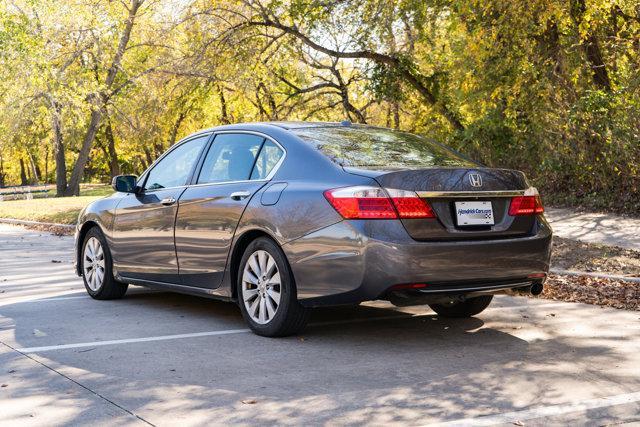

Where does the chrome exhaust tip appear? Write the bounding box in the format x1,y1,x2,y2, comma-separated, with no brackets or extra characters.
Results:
506,282,544,296
530,282,544,296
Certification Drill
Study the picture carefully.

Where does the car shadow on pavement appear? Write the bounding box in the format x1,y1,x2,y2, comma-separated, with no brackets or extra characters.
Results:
3,289,637,426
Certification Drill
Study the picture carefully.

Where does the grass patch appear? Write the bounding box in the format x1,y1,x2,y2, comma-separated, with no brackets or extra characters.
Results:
0,194,108,224
79,185,113,197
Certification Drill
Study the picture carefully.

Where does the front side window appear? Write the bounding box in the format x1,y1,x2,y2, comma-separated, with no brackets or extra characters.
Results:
197,134,264,184
144,135,208,191
293,127,475,168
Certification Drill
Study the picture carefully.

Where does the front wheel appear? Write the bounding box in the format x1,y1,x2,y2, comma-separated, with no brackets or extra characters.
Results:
81,227,128,300
429,295,493,318
238,237,309,337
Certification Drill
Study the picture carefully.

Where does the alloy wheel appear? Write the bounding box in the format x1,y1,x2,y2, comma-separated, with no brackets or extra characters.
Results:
242,250,281,324
83,236,105,291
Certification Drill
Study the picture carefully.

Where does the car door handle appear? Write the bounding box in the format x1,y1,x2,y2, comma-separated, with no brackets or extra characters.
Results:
161,197,176,206
230,191,251,200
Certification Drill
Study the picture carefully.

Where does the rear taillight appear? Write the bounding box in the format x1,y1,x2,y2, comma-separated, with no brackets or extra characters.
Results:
323,186,396,219
387,189,436,218
324,186,435,220
509,194,544,216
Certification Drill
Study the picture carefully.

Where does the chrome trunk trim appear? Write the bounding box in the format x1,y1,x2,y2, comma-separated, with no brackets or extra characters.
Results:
416,190,526,198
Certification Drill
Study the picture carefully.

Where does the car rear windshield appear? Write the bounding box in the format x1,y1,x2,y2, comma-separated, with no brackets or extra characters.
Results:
293,126,475,168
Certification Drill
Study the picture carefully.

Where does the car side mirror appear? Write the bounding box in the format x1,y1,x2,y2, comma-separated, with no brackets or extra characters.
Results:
112,175,138,193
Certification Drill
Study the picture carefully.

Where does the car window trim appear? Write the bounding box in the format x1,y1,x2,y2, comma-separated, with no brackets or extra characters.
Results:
190,130,286,188
247,138,267,181
138,132,213,193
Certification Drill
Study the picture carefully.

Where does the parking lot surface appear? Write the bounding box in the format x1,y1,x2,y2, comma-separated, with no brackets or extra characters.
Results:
1,223,639,426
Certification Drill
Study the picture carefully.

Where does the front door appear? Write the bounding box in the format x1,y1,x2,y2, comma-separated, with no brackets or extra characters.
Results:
175,132,285,288
111,134,209,282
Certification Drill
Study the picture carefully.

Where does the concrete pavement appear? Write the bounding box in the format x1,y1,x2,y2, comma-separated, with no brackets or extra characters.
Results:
1,223,640,426
545,207,640,250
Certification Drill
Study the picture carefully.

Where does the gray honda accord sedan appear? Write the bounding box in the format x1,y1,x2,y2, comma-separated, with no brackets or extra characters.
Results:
74,121,552,336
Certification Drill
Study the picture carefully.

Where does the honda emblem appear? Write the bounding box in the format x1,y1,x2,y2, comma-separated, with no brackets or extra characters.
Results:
468,173,483,187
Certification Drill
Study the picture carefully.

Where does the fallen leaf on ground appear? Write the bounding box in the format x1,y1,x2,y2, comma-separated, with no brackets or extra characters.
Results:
529,274,639,311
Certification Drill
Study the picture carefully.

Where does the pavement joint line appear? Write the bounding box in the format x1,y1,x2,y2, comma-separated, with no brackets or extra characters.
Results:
0,340,155,426
428,391,640,427
13,302,570,353
15,328,253,353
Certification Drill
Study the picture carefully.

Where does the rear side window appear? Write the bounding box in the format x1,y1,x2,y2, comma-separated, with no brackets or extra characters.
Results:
198,134,264,184
250,140,284,180
293,127,475,168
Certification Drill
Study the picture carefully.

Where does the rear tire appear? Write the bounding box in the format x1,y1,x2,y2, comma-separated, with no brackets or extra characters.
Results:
429,295,493,318
237,237,309,337
81,227,128,300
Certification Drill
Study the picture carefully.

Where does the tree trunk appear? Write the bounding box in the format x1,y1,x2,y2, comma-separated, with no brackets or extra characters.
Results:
143,146,154,169
169,111,187,147
0,153,5,187
28,152,40,182
218,85,230,124
583,34,611,91
44,146,49,184
61,0,143,196
49,98,68,196
63,104,102,196
393,102,400,129
105,120,120,177
139,155,149,171
570,0,612,92
19,158,28,186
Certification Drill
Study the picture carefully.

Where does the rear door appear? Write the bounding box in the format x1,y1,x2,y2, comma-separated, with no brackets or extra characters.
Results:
175,132,285,288
111,135,209,282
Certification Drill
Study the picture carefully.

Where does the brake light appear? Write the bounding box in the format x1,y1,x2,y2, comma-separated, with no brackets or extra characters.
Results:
387,189,436,218
324,186,435,219
324,186,396,219
509,195,544,216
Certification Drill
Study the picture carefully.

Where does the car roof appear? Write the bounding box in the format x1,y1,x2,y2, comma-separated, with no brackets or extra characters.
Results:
188,121,363,137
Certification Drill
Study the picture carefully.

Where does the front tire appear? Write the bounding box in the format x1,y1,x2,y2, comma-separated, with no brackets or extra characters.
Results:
238,237,309,337
81,227,128,300
429,295,493,318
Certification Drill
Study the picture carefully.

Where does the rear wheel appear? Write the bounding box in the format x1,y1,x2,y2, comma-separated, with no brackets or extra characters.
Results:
429,295,493,318
238,237,309,337
81,227,128,300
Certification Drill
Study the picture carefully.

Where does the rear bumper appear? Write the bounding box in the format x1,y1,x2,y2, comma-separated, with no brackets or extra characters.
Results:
283,216,552,307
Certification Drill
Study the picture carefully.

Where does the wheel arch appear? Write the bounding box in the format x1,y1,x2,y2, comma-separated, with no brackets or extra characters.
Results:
228,228,285,300
75,221,101,275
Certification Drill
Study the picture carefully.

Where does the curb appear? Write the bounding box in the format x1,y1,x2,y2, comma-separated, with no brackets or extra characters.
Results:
0,218,76,230
550,268,640,284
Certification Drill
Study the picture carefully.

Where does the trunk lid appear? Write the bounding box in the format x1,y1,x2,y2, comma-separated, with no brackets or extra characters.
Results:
345,166,538,241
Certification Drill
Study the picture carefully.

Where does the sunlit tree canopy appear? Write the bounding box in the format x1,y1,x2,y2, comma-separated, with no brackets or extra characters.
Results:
0,0,638,211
